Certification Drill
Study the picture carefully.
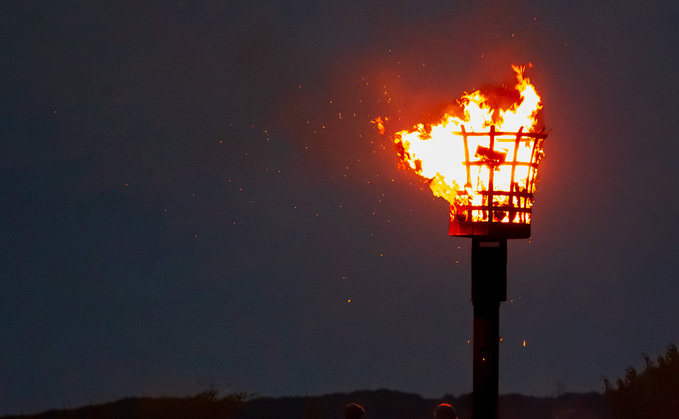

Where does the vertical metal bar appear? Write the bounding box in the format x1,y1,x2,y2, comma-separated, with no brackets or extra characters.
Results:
462,125,471,187
461,125,472,221
526,135,542,196
509,127,523,214
487,126,495,221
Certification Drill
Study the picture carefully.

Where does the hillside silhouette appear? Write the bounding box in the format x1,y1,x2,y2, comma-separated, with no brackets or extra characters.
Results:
0,389,608,419
8,344,678,418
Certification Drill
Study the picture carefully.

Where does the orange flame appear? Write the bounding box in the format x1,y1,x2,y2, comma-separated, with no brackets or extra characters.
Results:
371,116,387,135
388,65,546,226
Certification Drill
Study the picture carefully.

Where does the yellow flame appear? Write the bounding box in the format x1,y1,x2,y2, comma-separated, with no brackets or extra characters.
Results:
390,65,544,223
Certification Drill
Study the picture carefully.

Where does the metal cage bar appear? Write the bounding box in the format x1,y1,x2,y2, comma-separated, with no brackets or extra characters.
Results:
450,125,548,238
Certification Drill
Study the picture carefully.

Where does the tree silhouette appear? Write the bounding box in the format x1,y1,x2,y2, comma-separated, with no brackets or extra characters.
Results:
604,343,679,419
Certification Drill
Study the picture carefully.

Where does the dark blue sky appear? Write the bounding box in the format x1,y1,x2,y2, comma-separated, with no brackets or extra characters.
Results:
1,0,678,415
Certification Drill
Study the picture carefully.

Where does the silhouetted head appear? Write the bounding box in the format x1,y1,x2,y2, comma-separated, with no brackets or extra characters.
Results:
345,403,365,419
434,403,457,419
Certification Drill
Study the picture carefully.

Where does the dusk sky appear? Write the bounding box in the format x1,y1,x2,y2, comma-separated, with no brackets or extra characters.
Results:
2,0,679,416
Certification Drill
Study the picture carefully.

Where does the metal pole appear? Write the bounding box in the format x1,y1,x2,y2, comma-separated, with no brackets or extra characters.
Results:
471,237,507,419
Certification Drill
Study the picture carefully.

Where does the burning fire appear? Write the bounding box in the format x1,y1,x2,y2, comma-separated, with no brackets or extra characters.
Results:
380,65,547,231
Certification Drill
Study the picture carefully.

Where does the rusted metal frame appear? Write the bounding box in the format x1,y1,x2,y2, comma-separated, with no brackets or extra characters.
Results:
453,126,546,224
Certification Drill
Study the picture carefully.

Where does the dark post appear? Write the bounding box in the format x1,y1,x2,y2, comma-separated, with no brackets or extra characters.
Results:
471,237,507,419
